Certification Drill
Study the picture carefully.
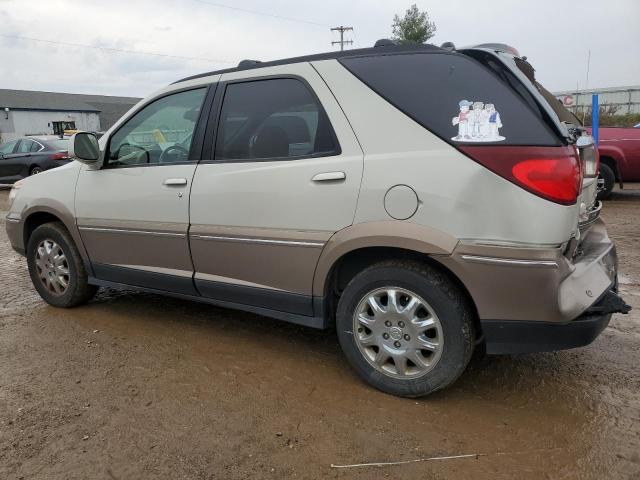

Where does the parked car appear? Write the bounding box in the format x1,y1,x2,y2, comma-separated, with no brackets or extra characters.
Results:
586,127,640,199
0,136,71,184
5,42,630,397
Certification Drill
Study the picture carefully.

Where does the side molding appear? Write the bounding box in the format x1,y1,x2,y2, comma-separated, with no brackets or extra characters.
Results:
312,221,458,296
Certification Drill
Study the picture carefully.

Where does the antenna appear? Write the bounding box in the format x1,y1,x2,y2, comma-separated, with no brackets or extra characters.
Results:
331,26,353,51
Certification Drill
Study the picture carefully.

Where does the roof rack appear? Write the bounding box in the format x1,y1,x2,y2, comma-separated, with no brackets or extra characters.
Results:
374,39,397,47
237,59,262,68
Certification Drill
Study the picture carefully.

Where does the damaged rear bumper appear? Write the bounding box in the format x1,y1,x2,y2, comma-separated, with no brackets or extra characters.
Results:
481,289,631,354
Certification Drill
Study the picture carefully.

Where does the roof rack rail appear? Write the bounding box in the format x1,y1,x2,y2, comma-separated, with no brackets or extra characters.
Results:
374,39,396,47
237,59,262,68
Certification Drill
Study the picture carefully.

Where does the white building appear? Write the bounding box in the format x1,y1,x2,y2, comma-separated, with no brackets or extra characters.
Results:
0,89,140,143
553,85,640,116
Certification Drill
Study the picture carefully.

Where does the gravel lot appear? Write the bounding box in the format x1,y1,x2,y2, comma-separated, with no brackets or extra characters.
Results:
1,187,639,479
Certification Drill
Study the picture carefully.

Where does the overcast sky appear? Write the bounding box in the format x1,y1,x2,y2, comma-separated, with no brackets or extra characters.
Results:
0,0,638,98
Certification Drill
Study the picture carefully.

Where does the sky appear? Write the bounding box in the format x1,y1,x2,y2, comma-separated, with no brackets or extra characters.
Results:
0,0,638,98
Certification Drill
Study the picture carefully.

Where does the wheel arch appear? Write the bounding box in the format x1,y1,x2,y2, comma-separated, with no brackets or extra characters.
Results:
598,146,626,188
21,205,93,276
314,223,481,337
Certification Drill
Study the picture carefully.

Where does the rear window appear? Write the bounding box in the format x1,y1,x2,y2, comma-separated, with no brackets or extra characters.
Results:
46,138,70,150
340,53,560,146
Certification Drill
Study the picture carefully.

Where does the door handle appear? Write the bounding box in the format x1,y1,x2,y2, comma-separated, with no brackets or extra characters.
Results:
163,178,187,186
311,171,346,182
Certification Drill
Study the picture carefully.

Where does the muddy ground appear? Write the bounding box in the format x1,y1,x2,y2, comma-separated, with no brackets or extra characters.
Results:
0,186,638,480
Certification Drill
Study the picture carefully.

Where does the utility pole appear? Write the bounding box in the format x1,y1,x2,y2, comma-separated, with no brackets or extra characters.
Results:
331,26,353,51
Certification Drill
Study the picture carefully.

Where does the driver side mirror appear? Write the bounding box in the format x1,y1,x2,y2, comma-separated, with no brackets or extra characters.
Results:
69,132,100,164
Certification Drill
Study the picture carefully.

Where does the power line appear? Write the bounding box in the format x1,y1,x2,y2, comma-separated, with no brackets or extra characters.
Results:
194,0,328,27
0,33,233,64
331,26,353,51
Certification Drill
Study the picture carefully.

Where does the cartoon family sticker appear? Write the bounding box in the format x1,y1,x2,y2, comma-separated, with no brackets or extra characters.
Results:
452,100,504,142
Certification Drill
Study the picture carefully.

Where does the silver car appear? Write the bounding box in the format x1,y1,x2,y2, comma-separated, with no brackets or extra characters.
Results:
5,41,630,397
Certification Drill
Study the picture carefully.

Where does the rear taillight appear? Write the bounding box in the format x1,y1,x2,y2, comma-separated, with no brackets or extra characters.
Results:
576,136,599,178
459,146,582,205
49,152,69,161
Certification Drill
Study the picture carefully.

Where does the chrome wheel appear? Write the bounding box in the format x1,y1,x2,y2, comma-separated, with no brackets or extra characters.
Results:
353,287,444,378
30,167,43,175
35,239,69,295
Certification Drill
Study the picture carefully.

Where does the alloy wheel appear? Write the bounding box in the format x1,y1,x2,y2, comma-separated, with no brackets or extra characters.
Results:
353,287,444,378
35,239,70,295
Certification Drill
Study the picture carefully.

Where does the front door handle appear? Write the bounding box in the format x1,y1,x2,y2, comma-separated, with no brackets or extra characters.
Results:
163,178,187,186
311,171,346,182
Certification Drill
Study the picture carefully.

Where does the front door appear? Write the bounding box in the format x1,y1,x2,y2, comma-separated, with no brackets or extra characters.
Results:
75,87,210,295
189,64,364,316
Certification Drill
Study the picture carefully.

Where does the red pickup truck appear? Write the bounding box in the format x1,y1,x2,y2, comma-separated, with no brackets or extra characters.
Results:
589,126,640,199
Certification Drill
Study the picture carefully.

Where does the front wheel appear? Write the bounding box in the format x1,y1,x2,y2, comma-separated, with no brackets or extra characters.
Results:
26,222,97,307
336,260,475,397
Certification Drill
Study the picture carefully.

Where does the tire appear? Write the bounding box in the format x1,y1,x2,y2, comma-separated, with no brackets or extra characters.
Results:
29,166,43,176
26,222,98,308
336,260,475,397
597,163,615,200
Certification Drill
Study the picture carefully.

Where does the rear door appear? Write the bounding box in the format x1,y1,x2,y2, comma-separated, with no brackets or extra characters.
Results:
189,63,363,316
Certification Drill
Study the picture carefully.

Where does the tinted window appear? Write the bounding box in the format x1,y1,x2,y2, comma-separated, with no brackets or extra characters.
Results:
17,140,34,153
30,141,42,152
108,88,207,167
341,53,559,146
215,78,339,161
0,140,18,154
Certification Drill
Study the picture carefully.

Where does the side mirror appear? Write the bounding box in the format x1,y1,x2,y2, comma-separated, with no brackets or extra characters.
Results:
0,152,4,160
69,132,100,164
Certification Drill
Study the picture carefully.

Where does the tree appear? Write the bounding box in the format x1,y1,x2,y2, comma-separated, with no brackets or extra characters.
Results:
392,4,436,44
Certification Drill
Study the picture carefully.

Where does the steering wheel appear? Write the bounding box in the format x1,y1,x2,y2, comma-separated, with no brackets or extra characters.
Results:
159,144,189,163
114,143,150,164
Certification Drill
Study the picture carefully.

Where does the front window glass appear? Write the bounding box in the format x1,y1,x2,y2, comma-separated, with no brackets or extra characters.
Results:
108,88,206,167
0,140,18,154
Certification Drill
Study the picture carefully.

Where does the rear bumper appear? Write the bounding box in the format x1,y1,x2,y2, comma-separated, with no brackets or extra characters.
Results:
438,218,619,324
481,288,630,354
481,313,612,354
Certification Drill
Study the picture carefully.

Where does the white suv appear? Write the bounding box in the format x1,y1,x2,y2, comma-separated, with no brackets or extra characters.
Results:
5,42,630,397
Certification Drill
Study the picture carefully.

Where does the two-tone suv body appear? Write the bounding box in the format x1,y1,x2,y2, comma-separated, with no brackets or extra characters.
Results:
5,42,630,397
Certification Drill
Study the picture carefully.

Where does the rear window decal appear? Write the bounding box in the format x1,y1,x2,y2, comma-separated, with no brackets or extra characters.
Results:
452,100,504,142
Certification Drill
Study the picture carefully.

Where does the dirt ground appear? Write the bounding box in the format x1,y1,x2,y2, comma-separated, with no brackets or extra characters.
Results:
0,186,639,480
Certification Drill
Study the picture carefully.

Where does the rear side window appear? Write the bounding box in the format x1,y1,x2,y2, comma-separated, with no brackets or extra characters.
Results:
17,140,34,153
215,78,340,161
340,53,559,146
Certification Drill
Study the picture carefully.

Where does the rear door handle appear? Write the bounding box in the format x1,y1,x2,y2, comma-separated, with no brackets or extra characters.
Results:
311,171,346,182
163,178,187,186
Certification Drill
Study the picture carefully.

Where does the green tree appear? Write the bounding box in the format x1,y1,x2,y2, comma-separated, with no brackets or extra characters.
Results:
392,4,436,44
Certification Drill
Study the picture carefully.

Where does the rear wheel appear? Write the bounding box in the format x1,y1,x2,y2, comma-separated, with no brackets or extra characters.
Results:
29,166,43,175
26,222,97,307
597,163,615,200
336,260,475,397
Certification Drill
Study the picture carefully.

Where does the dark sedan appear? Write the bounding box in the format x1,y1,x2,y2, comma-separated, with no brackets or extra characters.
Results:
0,136,72,184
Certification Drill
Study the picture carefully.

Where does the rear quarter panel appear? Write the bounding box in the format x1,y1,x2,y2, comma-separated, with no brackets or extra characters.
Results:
313,59,578,247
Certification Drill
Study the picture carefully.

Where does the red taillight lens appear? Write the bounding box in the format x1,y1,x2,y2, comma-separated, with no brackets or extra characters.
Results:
511,158,581,204
50,152,69,161
459,146,581,205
